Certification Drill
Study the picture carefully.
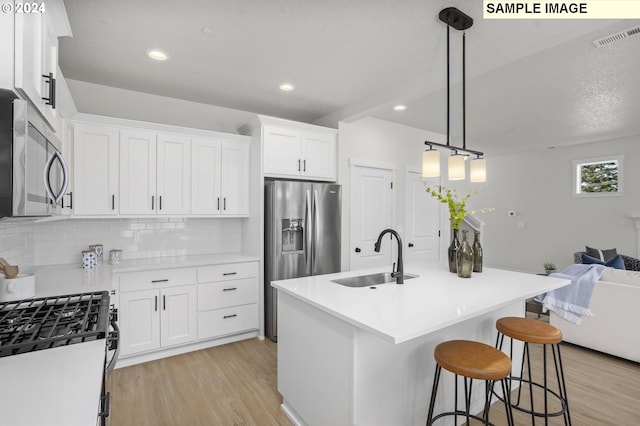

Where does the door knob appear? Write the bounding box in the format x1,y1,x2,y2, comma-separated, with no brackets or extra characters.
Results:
408,243,414,248
355,247,361,253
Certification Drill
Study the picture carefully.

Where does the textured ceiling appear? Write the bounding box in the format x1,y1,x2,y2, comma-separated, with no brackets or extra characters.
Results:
58,0,640,153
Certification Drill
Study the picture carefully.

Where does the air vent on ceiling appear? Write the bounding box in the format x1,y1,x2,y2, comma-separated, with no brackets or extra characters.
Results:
592,26,640,47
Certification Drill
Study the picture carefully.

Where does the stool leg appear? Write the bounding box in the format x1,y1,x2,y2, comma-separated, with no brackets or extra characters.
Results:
426,365,441,425
501,378,515,426
464,377,474,425
483,380,493,426
552,343,572,425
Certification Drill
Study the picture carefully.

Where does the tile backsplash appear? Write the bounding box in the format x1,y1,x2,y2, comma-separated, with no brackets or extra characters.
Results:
0,217,243,267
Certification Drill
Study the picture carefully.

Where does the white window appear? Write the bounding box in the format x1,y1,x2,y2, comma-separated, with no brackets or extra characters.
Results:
572,155,624,197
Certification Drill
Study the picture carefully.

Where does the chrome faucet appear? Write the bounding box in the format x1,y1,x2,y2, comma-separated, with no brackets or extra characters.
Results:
374,228,404,284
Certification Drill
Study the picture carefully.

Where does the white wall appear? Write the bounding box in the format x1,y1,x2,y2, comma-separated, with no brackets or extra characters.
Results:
470,135,639,273
338,117,445,271
67,79,256,134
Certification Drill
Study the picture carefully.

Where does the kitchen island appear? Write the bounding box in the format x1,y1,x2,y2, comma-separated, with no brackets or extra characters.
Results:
272,262,569,426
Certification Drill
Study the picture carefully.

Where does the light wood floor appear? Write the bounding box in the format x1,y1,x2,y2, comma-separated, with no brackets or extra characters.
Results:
108,338,640,425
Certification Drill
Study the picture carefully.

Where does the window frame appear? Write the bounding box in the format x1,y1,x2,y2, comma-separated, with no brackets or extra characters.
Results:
572,154,624,198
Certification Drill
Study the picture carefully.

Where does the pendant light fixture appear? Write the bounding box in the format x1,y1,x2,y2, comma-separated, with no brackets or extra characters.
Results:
422,7,486,183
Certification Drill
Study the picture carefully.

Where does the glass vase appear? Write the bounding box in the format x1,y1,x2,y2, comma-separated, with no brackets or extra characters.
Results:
457,230,473,278
472,230,483,273
448,228,461,273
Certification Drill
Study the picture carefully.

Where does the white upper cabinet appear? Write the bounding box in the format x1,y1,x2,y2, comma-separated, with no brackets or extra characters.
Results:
12,2,70,133
156,133,191,215
120,130,191,215
191,138,250,216
243,116,337,182
119,129,157,215
73,123,120,215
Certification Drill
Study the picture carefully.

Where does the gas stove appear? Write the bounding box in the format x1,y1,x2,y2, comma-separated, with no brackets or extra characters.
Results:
0,291,110,357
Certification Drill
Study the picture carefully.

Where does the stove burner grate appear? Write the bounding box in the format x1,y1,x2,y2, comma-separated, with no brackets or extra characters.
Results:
0,291,109,357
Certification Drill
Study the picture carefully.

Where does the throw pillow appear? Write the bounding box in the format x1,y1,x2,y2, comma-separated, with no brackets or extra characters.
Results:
585,246,618,262
581,253,625,270
621,254,640,272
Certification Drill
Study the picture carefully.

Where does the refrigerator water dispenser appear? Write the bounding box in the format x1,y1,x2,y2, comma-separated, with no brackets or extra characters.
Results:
282,219,304,253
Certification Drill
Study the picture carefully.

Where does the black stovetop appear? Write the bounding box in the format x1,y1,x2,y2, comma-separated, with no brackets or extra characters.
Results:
0,291,110,357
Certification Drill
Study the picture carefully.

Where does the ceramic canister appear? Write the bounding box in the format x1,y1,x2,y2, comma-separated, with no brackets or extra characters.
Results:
81,250,97,269
0,273,35,302
89,244,104,264
109,249,123,265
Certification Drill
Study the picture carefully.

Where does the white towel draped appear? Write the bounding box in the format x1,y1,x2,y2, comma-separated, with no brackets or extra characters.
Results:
539,263,606,325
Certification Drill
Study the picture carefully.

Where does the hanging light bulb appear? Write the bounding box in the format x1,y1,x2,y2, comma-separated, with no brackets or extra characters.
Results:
470,157,486,182
448,153,466,181
422,147,440,178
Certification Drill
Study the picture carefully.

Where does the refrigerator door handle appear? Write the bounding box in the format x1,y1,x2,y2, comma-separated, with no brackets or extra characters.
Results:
305,189,313,274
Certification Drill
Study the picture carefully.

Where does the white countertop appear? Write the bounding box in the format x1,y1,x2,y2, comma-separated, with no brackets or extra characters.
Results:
0,340,106,426
272,262,570,344
29,253,260,298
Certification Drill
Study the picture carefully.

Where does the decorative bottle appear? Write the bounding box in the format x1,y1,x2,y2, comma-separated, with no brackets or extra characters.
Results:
472,230,483,273
448,228,461,273
457,230,473,278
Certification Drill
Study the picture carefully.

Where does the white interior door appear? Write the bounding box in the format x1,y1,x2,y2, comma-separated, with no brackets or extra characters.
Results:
405,172,441,263
350,165,394,271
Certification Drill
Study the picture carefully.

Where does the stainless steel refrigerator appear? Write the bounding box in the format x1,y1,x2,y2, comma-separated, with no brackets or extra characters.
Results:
264,180,341,341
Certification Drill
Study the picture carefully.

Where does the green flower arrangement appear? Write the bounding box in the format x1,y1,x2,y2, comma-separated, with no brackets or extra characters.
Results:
422,184,490,230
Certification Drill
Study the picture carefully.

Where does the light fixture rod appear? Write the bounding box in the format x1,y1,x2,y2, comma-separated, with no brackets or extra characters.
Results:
446,25,450,147
463,31,466,151
424,140,483,157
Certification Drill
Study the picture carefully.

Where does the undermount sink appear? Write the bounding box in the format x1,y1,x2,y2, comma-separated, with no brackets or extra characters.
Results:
331,272,418,287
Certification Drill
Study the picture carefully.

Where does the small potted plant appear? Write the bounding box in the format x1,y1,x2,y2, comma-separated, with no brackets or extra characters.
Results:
544,262,557,275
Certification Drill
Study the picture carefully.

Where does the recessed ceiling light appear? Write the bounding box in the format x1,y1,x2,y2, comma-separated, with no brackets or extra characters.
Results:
147,49,169,61
393,105,407,111
279,83,294,92
202,27,213,35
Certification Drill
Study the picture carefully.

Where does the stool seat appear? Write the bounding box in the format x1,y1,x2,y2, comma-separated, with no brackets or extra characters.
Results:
435,340,511,381
496,316,562,345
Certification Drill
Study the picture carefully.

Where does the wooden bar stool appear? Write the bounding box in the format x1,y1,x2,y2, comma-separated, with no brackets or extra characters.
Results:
495,317,571,425
426,340,514,426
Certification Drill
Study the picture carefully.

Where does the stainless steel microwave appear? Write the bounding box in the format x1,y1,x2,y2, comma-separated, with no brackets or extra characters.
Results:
0,89,69,218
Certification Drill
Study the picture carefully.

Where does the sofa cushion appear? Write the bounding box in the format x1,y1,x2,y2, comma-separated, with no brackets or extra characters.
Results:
585,246,618,262
621,254,640,271
600,267,640,286
581,253,625,270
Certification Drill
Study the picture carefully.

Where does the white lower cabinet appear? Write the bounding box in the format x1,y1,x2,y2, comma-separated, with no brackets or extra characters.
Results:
197,262,259,340
118,268,197,357
118,261,258,360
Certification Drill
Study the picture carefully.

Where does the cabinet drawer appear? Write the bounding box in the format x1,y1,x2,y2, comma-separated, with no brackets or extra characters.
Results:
120,268,196,292
198,304,258,340
197,262,258,283
197,278,258,312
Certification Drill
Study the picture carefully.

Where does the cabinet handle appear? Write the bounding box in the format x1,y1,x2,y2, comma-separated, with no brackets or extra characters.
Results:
408,243,414,247
222,272,237,276
223,198,226,210
42,72,56,109
154,296,158,311
151,279,169,283
69,191,73,209
223,314,237,319
303,159,306,172
222,287,237,292
217,197,220,211
151,195,155,210
298,159,301,171
112,194,115,210
355,247,361,253
159,196,162,210
163,295,166,310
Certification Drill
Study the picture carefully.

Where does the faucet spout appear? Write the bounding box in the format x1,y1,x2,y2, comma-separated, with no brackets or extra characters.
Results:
373,228,404,284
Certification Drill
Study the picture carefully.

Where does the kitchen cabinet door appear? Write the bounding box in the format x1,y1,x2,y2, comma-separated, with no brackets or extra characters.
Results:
14,12,45,115
263,126,302,176
220,141,250,216
73,124,120,215
160,286,197,348
156,133,191,214
119,289,161,356
119,129,157,215
302,132,336,180
191,138,222,214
